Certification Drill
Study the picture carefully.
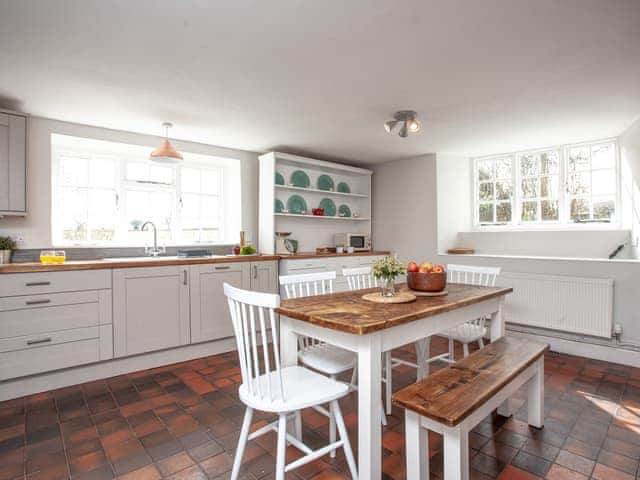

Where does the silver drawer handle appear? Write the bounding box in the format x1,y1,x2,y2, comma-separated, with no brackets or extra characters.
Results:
25,281,51,287
25,299,51,305
215,266,231,270
27,337,52,345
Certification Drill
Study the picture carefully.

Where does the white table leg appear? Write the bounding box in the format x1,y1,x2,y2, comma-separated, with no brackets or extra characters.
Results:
490,298,514,417
358,333,382,480
405,410,429,480
527,357,544,428
443,427,469,480
279,315,298,368
414,337,431,380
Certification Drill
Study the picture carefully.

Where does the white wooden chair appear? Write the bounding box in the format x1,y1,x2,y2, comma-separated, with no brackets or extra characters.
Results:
429,264,501,364
342,266,400,416
224,283,358,480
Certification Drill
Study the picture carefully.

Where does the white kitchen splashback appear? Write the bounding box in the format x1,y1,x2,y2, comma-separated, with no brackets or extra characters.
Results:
499,272,614,338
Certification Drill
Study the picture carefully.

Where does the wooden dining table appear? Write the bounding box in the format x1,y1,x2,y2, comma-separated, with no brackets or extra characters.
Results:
276,282,513,480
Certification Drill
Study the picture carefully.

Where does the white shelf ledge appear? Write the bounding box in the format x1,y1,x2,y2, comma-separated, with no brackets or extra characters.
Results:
275,213,369,221
275,184,368,198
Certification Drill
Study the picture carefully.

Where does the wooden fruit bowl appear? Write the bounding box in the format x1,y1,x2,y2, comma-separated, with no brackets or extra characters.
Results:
407,271,447,292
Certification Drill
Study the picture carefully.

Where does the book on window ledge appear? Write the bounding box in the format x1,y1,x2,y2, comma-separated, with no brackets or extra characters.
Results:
447,248,475,255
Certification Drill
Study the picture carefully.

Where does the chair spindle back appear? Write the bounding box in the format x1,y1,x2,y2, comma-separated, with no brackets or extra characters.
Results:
342,266,378,291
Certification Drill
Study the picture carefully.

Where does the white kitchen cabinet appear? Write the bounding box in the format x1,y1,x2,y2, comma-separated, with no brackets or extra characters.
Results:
113,266,190,357
190,262,250,343
279,255,386,293
0,111,27,214
250,260,278,293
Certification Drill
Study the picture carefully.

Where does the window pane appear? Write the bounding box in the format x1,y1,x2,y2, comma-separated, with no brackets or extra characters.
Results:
541,152,559,174
495,181,512,201
592,169,616,196
520,155,538,177
149,192,173,220
541,200,559,221
201,228,219,242
201,170,221,194
59,156,88,186
201,196,220,217
201,216,220,229
569,147,590,172
181,168,201,193
521,178,538,199
126,191,150,221
496,202,512,222
521,201,538,221
89,159,115,188
569,172,591,195
478,161,493,181
593,197,615,220
495,158,512,179
540,176,559,198
126,163,149,182
591,143,615,170
479,182,494,201
150,165,173,184
479,203,494,223
88,190,117,225
570,198,591,222
181,193,200,217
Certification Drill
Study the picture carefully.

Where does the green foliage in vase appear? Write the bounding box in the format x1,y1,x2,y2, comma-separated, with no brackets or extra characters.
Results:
372,255,406,280
0,236,16,250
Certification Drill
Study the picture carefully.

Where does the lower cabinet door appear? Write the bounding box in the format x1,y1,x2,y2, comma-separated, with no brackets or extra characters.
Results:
190,262,250,343
250,261,278,293
113,266,190,357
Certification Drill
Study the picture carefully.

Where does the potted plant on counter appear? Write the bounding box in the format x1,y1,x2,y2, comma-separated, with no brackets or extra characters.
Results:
0,236,16,264
372,255,406,297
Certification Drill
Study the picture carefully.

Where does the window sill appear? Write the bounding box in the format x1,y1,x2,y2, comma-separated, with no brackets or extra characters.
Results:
437,252,639,264
469,223,625,233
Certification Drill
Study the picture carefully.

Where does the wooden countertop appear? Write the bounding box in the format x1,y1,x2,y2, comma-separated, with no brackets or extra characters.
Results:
0,255,280,274
0,251,389,274
276,283,513,334
278,251,389,260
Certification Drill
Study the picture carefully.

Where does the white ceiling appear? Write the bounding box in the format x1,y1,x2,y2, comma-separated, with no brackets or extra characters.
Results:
1,0,639,164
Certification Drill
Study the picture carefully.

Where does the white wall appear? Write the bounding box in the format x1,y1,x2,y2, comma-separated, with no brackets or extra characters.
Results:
620,116,640,258
0,117,259,248
436,154,470,252
372,154,438,260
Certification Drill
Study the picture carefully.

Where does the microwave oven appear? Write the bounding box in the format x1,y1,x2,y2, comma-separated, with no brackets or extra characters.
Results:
334,233,371,251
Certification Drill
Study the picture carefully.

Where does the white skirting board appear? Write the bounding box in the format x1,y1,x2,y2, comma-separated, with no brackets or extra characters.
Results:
0,338,237,402
507,330,640,368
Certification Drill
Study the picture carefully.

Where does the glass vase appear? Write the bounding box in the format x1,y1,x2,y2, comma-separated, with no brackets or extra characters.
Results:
381,277,396,297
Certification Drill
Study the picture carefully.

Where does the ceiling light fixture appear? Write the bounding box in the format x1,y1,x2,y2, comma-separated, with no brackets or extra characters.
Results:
150,122,183,163
384,110,421,138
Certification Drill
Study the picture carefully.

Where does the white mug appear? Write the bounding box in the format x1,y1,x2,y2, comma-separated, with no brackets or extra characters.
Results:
347,246,355,254
336,247,344,254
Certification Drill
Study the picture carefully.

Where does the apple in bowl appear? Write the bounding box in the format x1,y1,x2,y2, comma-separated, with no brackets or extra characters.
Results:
407,262,447,292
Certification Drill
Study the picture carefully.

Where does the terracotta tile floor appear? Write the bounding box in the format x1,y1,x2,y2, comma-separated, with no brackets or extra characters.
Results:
2,336,640,479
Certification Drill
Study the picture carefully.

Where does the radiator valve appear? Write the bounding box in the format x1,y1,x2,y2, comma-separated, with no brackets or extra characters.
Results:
614,324,623,336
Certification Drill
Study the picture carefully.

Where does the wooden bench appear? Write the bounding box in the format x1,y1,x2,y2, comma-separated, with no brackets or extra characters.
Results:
392,336,548,480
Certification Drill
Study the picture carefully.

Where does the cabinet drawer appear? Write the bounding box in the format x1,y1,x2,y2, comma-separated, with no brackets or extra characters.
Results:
197,262,244,274
0,326,99,354
0,290,100,312
0,300,105,339
0,327,105,380
284,259,326,271
0,270,111,297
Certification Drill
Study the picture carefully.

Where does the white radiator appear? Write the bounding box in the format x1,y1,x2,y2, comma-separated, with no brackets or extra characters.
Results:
497,272,614,338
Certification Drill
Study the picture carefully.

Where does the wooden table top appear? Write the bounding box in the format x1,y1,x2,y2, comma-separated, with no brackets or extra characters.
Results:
276,283,513,334
392,336,548,426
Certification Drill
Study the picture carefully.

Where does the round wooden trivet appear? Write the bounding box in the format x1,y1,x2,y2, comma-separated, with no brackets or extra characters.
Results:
362,291,417,304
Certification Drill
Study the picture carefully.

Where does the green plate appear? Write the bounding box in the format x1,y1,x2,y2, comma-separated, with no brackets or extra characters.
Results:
290,170,310,188
317,174,335,191
274,198,284,213
337,182,351,193
287,195,307,214
338,204,351,217
275,172,285,185
319,198,336,217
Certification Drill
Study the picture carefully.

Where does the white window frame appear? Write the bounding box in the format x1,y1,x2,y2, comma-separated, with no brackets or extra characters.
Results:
51,135,240,246
472,138,620,231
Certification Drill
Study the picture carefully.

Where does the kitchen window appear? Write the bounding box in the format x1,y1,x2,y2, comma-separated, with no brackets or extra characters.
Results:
51,134,241,246
473,139,618,228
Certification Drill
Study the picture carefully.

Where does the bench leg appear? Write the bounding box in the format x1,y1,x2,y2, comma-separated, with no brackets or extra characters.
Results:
444,427,469,480
415,337,430,380
405,411,429,480
497,398,514,418
527,357,544,428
